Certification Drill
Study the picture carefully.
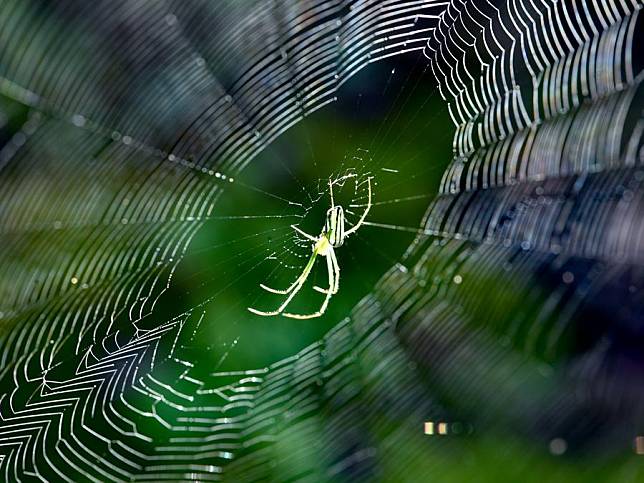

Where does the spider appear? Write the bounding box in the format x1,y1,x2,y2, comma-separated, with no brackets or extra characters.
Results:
248,174,372,319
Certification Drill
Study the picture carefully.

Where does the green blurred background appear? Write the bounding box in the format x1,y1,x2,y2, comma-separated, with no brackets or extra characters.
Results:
155,56,454,372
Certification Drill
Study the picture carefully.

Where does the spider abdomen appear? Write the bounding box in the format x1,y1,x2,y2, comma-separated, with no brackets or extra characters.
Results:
325,206,345,247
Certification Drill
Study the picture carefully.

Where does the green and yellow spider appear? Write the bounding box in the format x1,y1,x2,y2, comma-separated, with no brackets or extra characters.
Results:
248,174,372,319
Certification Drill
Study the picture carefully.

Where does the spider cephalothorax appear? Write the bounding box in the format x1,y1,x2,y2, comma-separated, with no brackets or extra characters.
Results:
248,174,372,319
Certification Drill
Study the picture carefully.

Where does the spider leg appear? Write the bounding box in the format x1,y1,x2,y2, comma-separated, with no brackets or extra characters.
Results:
330,248,339,294
283,284,332,319
259,225,318,294
248,247,318,316
291,224,317,242
285,247,338,319
333,172,357,185
313,252,334,294
259,281,298,294
313,248,339,295
328,172,357,209
344,176,372,236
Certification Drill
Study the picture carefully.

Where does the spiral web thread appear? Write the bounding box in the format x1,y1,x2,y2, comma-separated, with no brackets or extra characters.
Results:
0,0,642,481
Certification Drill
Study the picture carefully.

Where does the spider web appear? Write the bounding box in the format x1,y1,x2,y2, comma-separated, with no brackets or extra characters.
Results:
0,0,643,481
